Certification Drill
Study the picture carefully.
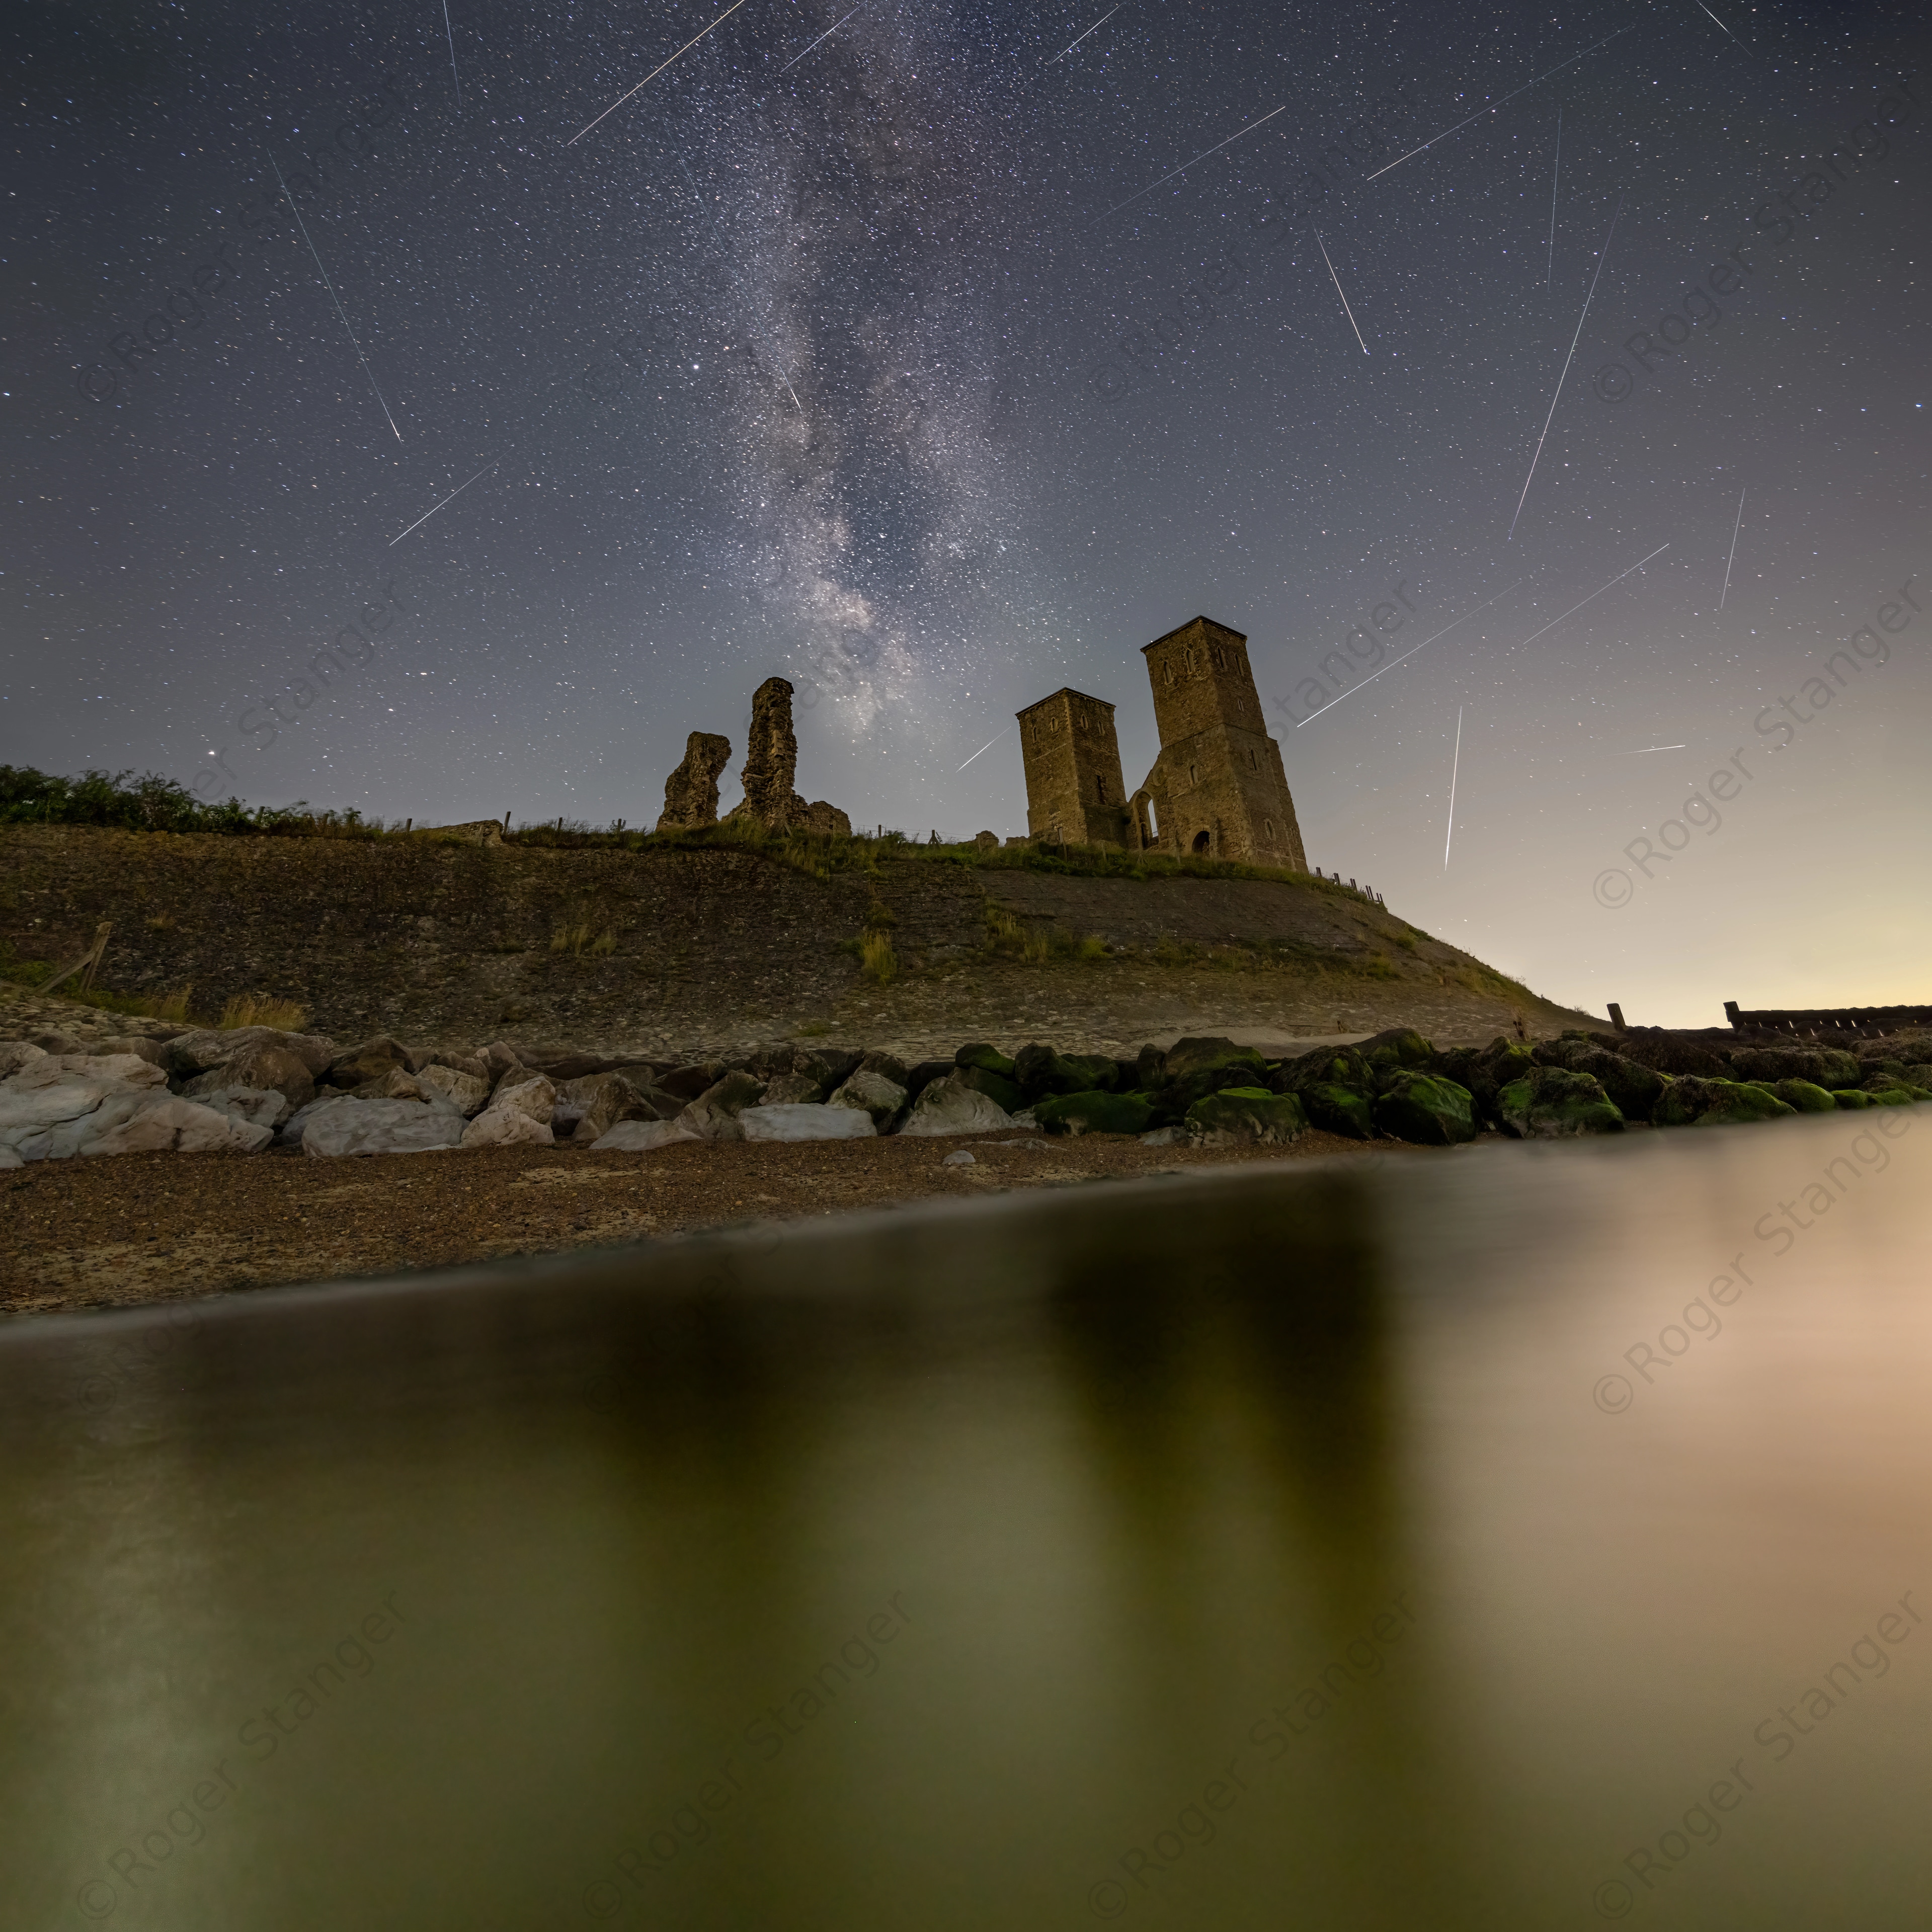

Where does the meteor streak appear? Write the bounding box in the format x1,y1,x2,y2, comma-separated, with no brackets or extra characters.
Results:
1090,103,1287,225
389,461,499,546
1444,706,1464,867
1366,27,1635,182
1298,583,1523,726
1046,6,1117,65
958,726,1011,770
1509,197,1622,539
566,0,753,146
1720,488,1745,608
269,156,403,442
1312,228,1369,354
780,4,860,75
1513,542,1670,650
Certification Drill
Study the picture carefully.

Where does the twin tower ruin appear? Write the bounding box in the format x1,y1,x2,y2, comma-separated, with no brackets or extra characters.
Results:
1018,615,1308,869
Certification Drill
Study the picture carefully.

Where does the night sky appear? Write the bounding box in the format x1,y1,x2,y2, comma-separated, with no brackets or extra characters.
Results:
6,0,1927,1024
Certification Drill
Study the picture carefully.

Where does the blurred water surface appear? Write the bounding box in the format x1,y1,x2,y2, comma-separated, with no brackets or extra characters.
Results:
3,1110,1930,1930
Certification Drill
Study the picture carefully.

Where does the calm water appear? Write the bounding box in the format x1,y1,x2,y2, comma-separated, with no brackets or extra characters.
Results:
4,1111,1930,1930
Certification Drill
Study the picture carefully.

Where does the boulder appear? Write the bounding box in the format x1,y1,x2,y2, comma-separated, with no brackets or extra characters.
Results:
1653,1077,1795,1128
273,1094,342,1149
321,1035,412,1089
1611,1028,1729,1078
62,1054,170,1089
425,1050,491,1083
187,1086,289,1131
460,1104,555,1149
1183,1087,1306,1146
477,1041,525,1084
1151,1036,1269,1119
1355,1027,1435,1074
30,1030,90,1057
1730,1044,1863,1088
1014,1042,1120,1100
164,1025,335,1080
1831,1089,1875,1110
1532,1041,1667,1122
1135,1043,1167,1089
758,1071,827,1105
828,1067,908,1129
904,1059,954,1101
95,1035,167,1066
302,1095,468,1156
0,1042,49,1079
559,1069,674,1144
742,1104,877,1143
898,1073,1017,1137
955,1041,1017,1078
1497,1067,1625,1138
858,1049,911,1088
1754,1079,1836,1114
1374,1072,1478,1145
417,1063,492,1116
1036,1090,1157,1138
954,1062,1024,1114
0,1065,178,1161
1300,1082,1376,1140
658,1060,730,1101
792,1045,865,1092
590,1119,701,1153
676,1071,767,1141
492,1072,557,1125
346,1065,426,1103
86,1097,275,1157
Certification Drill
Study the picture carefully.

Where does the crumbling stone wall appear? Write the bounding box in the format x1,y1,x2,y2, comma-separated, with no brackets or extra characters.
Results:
721,677,853,837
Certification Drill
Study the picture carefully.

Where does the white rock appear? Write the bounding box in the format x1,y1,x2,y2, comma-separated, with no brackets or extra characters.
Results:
0,1146,22,1169
590,1118,702,1153
190,1086,287,1130
828,1067,908,1129
0,1042,49,1079
942,1149,976,1166
85,1098,275,1157
1139,1126,1184,1147
0,1068,151,1162
461,1104,555,1149
741,1103,876,1143
302,1096,467,1157
54,1054,170,1088
417,1063,491,1115
898,1074,1017,1138
490,1072,556,1125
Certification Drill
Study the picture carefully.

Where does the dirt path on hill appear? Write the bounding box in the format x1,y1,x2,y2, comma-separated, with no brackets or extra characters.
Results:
0,1129,1441,1318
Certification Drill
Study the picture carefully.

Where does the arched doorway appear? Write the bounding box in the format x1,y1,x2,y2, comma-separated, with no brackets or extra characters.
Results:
1192,829,1212,854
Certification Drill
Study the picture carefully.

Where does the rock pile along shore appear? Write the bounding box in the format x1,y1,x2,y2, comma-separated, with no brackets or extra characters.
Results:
2,1013,1927,1168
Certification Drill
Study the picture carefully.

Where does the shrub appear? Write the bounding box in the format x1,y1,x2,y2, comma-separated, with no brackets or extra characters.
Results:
219,994,310,1031
859,931,898,984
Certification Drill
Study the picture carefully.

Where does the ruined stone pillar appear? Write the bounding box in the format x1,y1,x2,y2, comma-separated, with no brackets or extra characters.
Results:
655,731,732,831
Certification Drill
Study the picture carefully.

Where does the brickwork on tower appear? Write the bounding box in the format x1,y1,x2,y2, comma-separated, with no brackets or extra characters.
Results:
1016,687,1133,846
1136,617,1307,869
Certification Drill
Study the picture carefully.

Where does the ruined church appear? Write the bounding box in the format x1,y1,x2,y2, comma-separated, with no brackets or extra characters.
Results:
1016,615,1307,869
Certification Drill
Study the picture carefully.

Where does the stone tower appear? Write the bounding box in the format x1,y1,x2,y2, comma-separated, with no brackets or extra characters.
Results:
1016,687,1132,845
1135,616,1306,868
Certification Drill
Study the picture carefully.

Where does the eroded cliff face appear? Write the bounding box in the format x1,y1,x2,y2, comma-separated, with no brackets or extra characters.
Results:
0,826,1592,1057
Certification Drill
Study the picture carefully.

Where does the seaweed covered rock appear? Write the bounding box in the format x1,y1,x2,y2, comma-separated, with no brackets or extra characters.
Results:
1148,1036,1268,1121
1035,1089,1156,1137
1534,1040,1668,1122
1374,1071,1477,1145
1497,1067,1626,1138
1300,1082,1375,1140
1430,1036,1537,1127
1355,1027,1435,1076
1745,1078,1837,1115
1612,1028,1729,1078
953,1041,1023,1113
1831,1089,1875,1110
1730,1044,1862,1088
1185,1087,1307,1146
1013,1042,1119,1101
1654,1078,1795,1127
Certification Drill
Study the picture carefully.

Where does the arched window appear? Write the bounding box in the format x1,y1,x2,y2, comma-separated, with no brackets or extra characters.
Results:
1095,775,1106,801
1247,747,1258,769
1188,763,1197,785
1264,817,1275,837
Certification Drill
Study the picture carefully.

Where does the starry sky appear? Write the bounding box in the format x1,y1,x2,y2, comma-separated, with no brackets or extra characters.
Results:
6,0,1928,1024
